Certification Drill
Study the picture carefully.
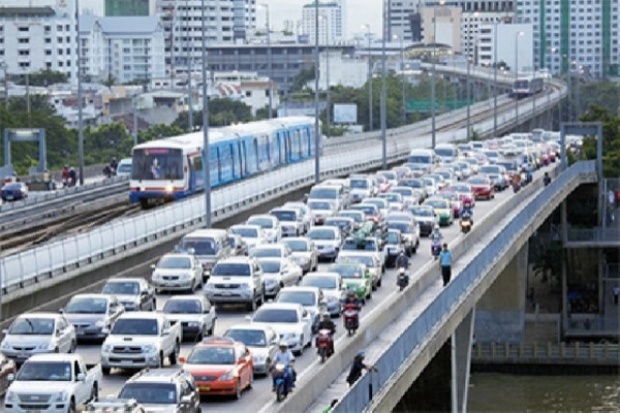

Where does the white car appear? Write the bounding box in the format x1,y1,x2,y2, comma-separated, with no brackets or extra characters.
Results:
361,197,390,217
378,192,404,211
306,226,342,262
115,158,132,177
246,214,282,243
269,208,305,237
283,202,313,233
281,237,319,274
276,286,325,333
299,272,345,317
348,175,377,203
61,294,125,341
257,257,303,298
224,324,279,375
162,295,217,341
150,253,203,293
0,313,76,364
390,187,419,208
248,303,313,355
421,177,438,196
307,199,338,225
376,170,399,188
248,243,292,260
204,257,264,311
230,224,268,249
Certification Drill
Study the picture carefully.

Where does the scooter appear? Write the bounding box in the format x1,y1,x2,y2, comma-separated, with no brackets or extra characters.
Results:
460,215,472,234
397,267,409,291
512,181,521,193
342,303,360,336
431,240,442,259
316,329,334,363
273,363,293,402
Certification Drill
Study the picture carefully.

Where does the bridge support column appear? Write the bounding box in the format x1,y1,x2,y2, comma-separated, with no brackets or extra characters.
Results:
451,309,475,413
474,242,528,343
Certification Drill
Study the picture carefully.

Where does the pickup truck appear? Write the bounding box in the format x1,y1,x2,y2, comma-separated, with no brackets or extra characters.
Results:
100,312,181,375
4,353,101,413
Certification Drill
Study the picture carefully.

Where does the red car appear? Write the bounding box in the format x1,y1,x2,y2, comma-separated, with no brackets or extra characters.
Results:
467,176,495,200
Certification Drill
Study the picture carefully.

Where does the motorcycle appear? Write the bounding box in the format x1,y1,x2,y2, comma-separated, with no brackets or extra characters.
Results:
272,363,293,402
316,329,334,363
397,267,409,291
431,240,442,259
342,303,360,336
460,215,472,234
512,181,521,193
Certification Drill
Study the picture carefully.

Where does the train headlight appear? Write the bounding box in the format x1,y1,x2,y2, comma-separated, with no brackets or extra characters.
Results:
140,186,145,192
165,185,174,193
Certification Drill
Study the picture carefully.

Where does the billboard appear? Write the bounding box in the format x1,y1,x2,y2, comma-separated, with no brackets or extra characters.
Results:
333,104,358,124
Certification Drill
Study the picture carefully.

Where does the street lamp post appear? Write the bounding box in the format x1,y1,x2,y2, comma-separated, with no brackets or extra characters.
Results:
363,24,373,131
380,0,387,169
394,34,406,124
259,3,273,119
314,0,320,183
493,20,498,138
201,0,211,228
515,31,524,131
431,6,437,149
185,0,193,131
76,0,84,186
321,14,331,138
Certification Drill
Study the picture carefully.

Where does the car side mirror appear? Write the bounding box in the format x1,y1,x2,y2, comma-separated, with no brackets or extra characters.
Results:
140,290,148,296
7,373,14,382
77,373,86,382
161,329,170,336
101,328,110,335
179,356,187,363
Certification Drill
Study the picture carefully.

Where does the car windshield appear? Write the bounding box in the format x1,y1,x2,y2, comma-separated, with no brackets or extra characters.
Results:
387,222,412,233
379,172,397,180
225,329,268,347
102,281,140,296
392,188,412,196
350,205,376,215
8,318,55,335
232,227,259,238
379,194,399,202
157,256,192,269
435,148,454,157
484,151,499,158
342,239,377,251
307,229,336,240
111,319,158,335
251,248,281,258
364,200,386,209
65,297,107,314
253,308,299,323
247,217,274,229
309,188,337,199
119,383,177,405
258,260,281,273
449,185,470,193
325,219,349,229
282,240,308,252
277,291,316,306
350,179,369,189
212,263,251,276
439,192,458,201
338,212,363,222
409,207,433,217
401,179,424,188
117,163,132,173
328,264,363,278
181,238,217,255
423,178,435,186
163,299,202,314
386,232,400,244
435,171,451,179
338,255,373,267
271,210,296,222
425,200,448,209
308,201,333,210
16,361,72,381
301,276,338,289
187,347,235,365
468,178,488,185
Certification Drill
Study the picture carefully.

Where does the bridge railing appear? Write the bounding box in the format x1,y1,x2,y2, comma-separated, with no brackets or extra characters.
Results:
472,341,620,364
334,161,596,413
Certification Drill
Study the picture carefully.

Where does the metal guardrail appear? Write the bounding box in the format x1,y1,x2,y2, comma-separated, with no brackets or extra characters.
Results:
472,341,620,364
333,161,596,413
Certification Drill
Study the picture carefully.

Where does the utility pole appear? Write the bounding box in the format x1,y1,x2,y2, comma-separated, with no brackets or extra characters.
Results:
313,0,320,183
201,0,211,227
380,0,387,169
185,0,193,131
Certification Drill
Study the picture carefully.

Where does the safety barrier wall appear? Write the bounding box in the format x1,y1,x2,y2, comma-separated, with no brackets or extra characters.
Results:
333,161,596,413
0,77,565,292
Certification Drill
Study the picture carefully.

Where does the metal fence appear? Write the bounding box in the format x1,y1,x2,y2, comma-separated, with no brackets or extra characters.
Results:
472,341,620,364
333,161,596,413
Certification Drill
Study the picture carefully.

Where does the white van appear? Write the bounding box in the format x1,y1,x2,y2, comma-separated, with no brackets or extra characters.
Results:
407,149,436,172
115,158,132,177
434,144,460,163
178,229,233,281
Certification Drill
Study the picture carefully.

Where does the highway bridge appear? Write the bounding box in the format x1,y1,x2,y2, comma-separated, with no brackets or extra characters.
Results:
0,68,599,412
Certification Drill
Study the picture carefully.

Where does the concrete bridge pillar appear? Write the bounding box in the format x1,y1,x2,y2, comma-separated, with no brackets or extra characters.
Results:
451,309,475,413
474,242,528,343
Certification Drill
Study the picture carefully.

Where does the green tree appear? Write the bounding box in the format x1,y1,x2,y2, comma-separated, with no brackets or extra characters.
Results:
138,124,185,143
84,122,133,165
290,66,315,93
579,104,620,178
16,69,68,87
172,98,254,130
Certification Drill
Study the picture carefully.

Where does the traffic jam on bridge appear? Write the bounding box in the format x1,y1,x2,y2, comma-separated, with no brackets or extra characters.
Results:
0,127,571,412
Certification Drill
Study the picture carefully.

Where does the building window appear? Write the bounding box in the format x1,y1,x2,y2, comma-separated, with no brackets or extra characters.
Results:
57,25,63,31
18,38,29,44
57,37,63,43
18,27,29,32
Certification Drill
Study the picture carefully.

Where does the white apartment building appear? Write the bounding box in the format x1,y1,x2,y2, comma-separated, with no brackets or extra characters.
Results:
461,11,515,60
301,0,346,45
476,22,533,74
516,0,619,77
79,16,166,84
157,0,256,76
0,0,78,84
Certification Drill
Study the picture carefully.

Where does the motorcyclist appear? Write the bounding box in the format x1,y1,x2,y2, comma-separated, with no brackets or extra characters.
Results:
543,172,551,187
395,249,409,269
271,342,296,392
110,157,118,172
343,290,361,310
61,165,70,186
431,224,443,243
461,201,473,225
317,313,336,354
346,351,377,386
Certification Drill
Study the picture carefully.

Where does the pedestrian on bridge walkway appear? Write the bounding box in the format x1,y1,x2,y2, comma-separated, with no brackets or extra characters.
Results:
439,243,452,287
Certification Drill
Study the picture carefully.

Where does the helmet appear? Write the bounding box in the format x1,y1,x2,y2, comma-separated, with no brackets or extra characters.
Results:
399,267,405,274
434,224,440,231
322,313,330,320
357,351,366,358
278,341,287,348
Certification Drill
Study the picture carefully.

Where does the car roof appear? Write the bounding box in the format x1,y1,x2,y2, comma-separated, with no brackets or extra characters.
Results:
279,286,320,294
304,272,340,278
165,295,205,302
258,302,303,311
108,277,144,283
217,256,254,264
194,336,238,348
17,312,62,319
128,367,187,383
27,353,82,362
231,224,262,230
118,311,161,320
226,323,275,333
308,226,338,232
70,293,113,300
185,229,228,238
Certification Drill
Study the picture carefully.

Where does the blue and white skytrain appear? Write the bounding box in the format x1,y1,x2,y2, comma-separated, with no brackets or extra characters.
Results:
129,117,317,207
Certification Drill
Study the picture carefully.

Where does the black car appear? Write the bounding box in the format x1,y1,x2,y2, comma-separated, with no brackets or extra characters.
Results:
101,277,156,311
0,182,28,202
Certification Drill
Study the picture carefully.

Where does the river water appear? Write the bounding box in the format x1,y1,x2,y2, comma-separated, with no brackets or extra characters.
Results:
468,374,620,412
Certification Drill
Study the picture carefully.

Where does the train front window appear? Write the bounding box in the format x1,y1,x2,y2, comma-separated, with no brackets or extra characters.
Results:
132,148,183,181
514,80,529,89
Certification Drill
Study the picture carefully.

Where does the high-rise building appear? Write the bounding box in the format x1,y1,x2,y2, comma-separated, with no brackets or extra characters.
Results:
0,0,78,83
516,0,618,77
387,0,417,41
157,0,256,77
105,0,153,16
301,0,346,45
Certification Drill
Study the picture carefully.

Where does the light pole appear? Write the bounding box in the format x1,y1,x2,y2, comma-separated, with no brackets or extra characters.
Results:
185,0,193,131
259,3,273,119
493,19,498,138
394,34,406,124
76,0,84,185
320,14,331,138
515,31,524,131
363,24,373,131
466,12,478,140
201,0,211,228
380,0,387,169
431,5,437,149
314,0,320,183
